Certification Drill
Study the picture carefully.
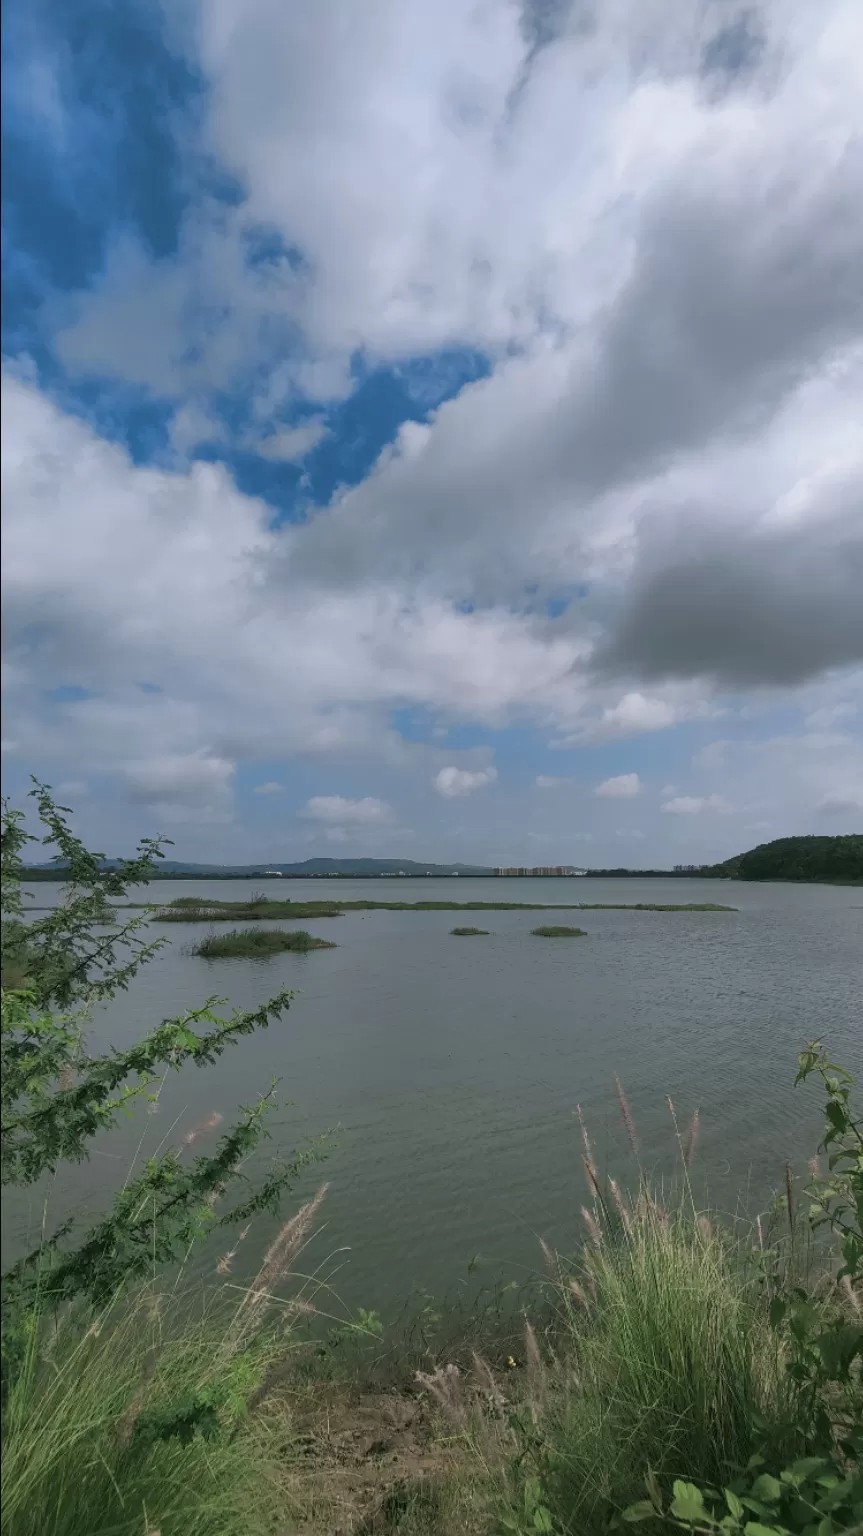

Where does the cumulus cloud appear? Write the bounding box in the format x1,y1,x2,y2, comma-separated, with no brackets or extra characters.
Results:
819,790,863,814
4,0,863,855
298,795,394,825
595,773,641,799
597,487,863,689
251,420,327,461
434,765,498,798
661,794,731,815
122,752,235,807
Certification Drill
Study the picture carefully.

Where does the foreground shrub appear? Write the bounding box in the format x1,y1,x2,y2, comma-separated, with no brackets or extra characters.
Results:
1,781,325,1532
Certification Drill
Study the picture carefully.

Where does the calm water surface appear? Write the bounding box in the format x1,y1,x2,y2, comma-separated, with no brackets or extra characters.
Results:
7,877,862,1310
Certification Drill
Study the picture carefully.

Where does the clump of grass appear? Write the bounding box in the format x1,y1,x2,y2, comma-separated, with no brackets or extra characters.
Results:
1,1181,332,1536
530,925,586,937
193,927,336,958
576,902,735,912
492,1198,800,1535
450,927,490,936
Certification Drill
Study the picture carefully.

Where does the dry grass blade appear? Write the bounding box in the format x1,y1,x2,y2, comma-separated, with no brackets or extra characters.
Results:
233,1182,329,1329
615,1075,639,1153
181,1111,223,1148
524,1319,543,1395
609,1178,632,1235
576,1103,593,1163
583,1154,602,1201
684,1108,701,1168
414,1364,466,1426
539,1237,558,1277
581,1205,602,1245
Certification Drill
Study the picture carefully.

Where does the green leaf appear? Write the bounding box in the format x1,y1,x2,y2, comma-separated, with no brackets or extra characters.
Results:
670,1481,708,1523
726,1490,745,1519
781,1459,826,1488
750,1476,782,1504
622,1502,657,1523
769,1297,787,1328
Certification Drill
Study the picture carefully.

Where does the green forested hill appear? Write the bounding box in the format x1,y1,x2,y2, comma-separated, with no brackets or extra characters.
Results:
709,834,863,884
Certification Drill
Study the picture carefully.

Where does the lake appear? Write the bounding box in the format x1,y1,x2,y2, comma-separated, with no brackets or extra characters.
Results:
6,876,862,1315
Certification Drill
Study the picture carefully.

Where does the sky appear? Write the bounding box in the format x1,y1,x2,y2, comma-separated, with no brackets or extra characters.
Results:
2,0,862,868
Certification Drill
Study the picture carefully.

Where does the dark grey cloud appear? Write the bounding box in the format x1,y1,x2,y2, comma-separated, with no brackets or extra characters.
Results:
700,13,764,82
549,147,863,500
595,494,863,688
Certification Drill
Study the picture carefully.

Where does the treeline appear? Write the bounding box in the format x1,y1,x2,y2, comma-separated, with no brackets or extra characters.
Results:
709,834,863,884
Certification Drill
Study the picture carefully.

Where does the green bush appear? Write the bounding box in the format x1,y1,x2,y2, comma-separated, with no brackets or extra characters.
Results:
497,1054,862,1536
1,782,324,1534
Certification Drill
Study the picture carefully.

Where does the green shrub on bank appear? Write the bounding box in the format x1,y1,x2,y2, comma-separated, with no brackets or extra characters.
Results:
493,1052,862,1536
1,781,324,1534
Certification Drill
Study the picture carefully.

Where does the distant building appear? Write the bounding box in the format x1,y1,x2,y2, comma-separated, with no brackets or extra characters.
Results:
494,865,583,877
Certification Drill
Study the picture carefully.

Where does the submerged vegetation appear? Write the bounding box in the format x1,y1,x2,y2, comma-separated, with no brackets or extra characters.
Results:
193,926,337,958
531,924,587,937
2,783,860,1535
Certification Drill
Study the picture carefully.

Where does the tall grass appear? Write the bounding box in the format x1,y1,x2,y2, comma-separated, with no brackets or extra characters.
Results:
1,1183,332,1536
1,1292,291,1536
518,1201,801,1532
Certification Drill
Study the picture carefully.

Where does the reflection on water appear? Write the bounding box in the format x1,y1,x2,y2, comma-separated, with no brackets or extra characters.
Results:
6,876,861,1309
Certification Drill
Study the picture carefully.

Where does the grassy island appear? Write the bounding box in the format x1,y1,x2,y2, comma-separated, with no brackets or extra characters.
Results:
193,927,336,958
149,895,736,921
531,924,587,937
450,925,490,936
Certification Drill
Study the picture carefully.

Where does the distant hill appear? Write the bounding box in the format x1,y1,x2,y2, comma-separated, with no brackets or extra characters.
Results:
707,835,863,884
21,856,495,880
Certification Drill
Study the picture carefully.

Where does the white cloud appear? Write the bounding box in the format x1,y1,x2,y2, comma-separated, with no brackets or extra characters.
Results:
254,780,283,794
251,420,327,461
818,788,863,814
123,752,235,807
57,780,87,798
661,794,731,815
298,795,394,825
434,765,497,798
595,772,642,799
4,1,863,857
